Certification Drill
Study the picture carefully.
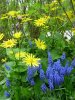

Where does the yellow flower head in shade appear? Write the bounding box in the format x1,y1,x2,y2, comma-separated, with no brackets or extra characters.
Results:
21,18,32,23
1,39,17,48
34,18,47,27
72,28,75,34
54,16,64,21
51,6,58,11
13,32,22,39
35,39,46,50
23,53,41,67
7,11,18,17
15,51,27,60
0,16,8,20
0,33,4,40
1,58,7,63
44,16,50,20
62,11,73,19
66,11,73,18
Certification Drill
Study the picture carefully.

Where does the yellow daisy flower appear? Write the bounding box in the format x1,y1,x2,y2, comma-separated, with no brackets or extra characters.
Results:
15,51,27,60
34,16,50,27
34,18,47,27
22,53,40,67
0,33,4,40
1,39,17,48
13,32,22,39
7,11,18,17
35,39,46,50
1,58,7,63
72,28,75,34
21,18,32,23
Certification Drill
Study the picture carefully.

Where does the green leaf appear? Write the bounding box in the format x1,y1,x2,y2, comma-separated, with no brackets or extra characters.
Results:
13,61,28,72
42,96,58,100
51,50,60,60
34,77,42,98
5,61,16,67
20,87,32,99
13,66,28,72
0,96,11,100
0,78,6,85
6,48,25,60
41,58,47,71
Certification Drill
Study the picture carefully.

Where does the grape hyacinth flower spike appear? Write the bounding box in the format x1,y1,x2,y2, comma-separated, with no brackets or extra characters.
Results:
48,51,53,65
41,83,47,93
39,69,45,80
4,65,10,71
71,58,75,68
4,91,10,98
6,78,10,87
61,52,66,61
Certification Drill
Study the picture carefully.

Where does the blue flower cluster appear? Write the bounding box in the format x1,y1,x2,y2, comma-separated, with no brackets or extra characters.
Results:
4,78,10,98
27,52,75,93
4,91,10,97
41,83,47,93
4,65,11,98
26,67,37,86
6,78,10,87
4,65,10,71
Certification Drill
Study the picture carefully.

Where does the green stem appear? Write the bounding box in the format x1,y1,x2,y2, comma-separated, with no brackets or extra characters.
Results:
70,0,75,15
11,48,20,100
57,0,73,27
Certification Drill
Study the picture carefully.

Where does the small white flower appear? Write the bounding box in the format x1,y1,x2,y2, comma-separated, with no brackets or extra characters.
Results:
64,30,73,41
46,32,51,37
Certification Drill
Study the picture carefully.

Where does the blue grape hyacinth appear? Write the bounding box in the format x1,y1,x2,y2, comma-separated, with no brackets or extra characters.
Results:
4,91,10,97
41,83,47,93
71,58,75,67
4,65,10,71
48,79,54,90
37,64,42,73
27,67,36,81
27,51,74,93
30,79,35,86
6,78,10,87
53,71,63,86
66,66,73,75
48,51,53,65
46,66,54,80
53,59,61,72
61,52,66,60
39,69,45,80
27,66,37,85
46,51,73,91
